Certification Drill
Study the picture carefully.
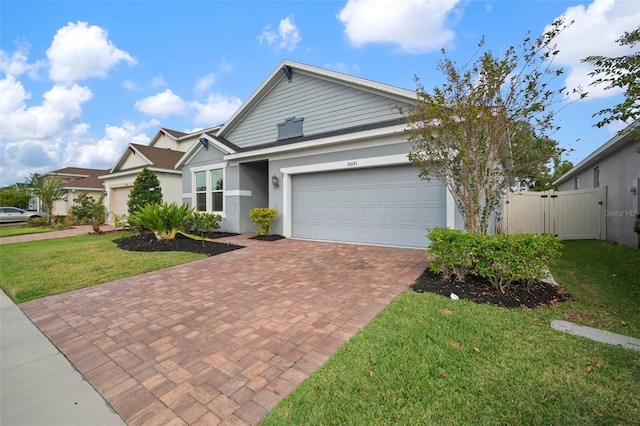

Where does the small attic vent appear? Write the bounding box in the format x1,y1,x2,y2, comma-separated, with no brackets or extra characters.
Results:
277,117,304,141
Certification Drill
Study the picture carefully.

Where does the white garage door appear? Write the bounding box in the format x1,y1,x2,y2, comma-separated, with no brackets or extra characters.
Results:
291,165,446,247
110,187,130,218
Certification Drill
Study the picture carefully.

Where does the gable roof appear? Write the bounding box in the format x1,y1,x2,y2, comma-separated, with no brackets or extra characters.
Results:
555,120,639,185
216,59,416,139
175,132,241,169
109,143,185,173
45,167,103,178
160,127,188,139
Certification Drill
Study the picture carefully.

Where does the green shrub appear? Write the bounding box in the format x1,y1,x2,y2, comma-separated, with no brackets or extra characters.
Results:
127,168,162,216
26,217,48,227
427,228,481,282
426,228,562,293
183,212,221,238
69,193,95,224
128,202,194,240
249,207,278,236
52,215,66,225
634,217,640,234
111,213,128,231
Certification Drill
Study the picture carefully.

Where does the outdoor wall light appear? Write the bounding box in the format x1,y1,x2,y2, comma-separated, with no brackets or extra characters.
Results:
271,174,280,188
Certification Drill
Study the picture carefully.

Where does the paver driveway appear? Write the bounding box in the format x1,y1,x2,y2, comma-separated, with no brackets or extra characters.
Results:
21,234,427,425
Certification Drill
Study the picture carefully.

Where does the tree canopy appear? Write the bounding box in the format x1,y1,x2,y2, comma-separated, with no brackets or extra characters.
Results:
582,25,640,132
127,168,163,216
402,18,580,234
29,174,66,224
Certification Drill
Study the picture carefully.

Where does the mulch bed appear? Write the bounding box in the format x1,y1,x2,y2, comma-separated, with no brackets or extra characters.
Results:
114,232,244,256
249,234,286,241
411,267,571,309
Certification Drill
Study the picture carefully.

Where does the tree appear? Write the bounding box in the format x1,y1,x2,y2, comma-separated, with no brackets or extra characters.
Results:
582,26,640,132
402,18,580,234
127,168,163,216
508,121,572,191
29,174,66,225
69,193,95,224
0,184,32,209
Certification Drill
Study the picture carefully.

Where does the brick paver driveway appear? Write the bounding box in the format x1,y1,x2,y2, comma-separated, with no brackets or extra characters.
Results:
21,235,427,425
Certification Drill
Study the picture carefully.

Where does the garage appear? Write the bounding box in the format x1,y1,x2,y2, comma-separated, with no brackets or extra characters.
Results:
291,165,446,248
109,187,130,218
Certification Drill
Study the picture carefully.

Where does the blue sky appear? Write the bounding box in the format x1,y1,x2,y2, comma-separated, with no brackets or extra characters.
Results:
1,0,638,185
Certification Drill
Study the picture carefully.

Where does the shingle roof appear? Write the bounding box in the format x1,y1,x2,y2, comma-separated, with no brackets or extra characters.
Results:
64,170,110,190
46,167,104,177
160,128,188,139
130,144,185,170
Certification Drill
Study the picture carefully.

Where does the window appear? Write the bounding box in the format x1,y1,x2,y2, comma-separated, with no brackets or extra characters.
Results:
194,168,224,213
195,171,207,211
574,177,580,190
211,169,223,212
594,167,600,187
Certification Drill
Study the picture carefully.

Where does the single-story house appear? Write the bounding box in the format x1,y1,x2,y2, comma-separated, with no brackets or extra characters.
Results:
101,126,220,220
555,120,639,247
43,167,109,216
177,60,459,248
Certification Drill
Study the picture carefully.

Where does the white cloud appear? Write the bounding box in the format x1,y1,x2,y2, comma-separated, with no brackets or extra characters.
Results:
122,75,166,91
192,93,242,125
258,16,302,52
338,0,461,53
134,89,187,118
195,73,217,95
64,120,155,169
47,21,137,85
0,76,92,140
547,0,640,99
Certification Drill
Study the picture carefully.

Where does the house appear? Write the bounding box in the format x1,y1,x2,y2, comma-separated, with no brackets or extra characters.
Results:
43,167,109,216
177,60,458,248
555,120,640,247
101,126,220,219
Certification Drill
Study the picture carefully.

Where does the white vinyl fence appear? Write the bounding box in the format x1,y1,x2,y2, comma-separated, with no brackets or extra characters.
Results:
503,186,607,240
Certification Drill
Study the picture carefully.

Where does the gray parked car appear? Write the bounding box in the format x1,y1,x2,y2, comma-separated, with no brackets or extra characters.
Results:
0,207,47,223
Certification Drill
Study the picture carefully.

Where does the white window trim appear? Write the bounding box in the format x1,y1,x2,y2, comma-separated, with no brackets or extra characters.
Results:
191,162,227,217
279,153,455,238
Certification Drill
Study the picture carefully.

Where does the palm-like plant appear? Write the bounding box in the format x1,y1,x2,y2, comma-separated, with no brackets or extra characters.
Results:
128,202,194,240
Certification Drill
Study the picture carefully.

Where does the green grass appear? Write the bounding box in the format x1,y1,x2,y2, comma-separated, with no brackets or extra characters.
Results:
261,240,640,425
0,225,57,238
0,232,205,303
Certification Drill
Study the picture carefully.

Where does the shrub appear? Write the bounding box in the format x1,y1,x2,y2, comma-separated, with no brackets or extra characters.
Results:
427,228,481,282
26,217,48,227
184,212,221,240
90,194,107,233
52,215,66,225
111,213,128,231
69,193,95,224
128,202,194,240
127,168,162,216
249,208,278,236
426,228,562,293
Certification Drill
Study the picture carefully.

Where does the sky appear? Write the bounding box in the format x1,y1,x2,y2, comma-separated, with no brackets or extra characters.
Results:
1,0,638,186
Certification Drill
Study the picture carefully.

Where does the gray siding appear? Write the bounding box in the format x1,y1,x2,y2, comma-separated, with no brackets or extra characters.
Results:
558,140,640,247
225,71,411,148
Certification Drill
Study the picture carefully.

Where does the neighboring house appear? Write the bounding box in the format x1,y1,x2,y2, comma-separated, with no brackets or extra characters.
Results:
101,127,220,220
555,120,640,247
43,167,109,216
178,60,459,248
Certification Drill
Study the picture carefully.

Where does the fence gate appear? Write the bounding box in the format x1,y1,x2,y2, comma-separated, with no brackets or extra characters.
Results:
503,186,607,239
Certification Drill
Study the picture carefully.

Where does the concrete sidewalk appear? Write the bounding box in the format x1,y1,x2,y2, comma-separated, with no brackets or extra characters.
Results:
0,290,125,426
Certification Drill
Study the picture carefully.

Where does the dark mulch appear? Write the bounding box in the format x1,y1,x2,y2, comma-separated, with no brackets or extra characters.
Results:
411,267,571,309
114,233,244,256
249,234,286,241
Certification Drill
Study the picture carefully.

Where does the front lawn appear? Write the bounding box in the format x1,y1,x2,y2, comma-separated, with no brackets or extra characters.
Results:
0,224,57,238
261,240,640,425
0,232,206,303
